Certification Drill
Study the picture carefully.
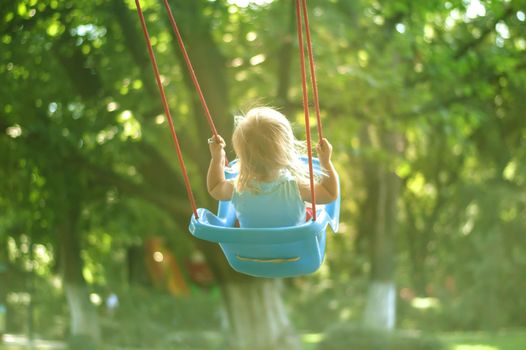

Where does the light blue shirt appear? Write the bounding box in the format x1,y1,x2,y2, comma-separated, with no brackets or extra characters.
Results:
231,170,306,228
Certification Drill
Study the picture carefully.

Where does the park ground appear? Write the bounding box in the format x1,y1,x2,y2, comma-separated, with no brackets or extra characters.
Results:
1,331,526,350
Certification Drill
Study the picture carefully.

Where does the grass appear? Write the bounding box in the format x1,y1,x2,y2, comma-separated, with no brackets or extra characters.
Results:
441,331,526,350
1,334,64,350
301,331,526,350
2,331,526,350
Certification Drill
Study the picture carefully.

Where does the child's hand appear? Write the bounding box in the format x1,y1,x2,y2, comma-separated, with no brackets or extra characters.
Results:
316,138,333,166
208,135,226,160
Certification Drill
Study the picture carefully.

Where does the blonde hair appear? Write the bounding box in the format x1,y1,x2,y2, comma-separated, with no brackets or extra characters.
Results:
232,107,309,192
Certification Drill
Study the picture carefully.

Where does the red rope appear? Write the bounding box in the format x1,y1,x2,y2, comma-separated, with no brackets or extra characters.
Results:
301,0,323,141
134,0,198,219
161,0,218,137
295,0,317,221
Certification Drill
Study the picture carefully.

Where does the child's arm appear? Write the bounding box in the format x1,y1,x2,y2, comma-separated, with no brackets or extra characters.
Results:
299,138,339,204
207,135,234,201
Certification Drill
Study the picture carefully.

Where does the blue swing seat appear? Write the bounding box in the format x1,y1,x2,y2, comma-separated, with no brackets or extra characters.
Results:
188,158,340,278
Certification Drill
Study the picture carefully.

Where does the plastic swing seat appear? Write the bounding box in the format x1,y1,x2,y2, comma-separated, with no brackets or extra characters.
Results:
189,157,340,278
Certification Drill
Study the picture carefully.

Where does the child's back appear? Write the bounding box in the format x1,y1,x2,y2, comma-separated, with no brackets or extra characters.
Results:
232,169,306,228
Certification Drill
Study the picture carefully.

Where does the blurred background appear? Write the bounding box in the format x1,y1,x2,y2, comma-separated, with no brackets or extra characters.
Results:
1,0,525,349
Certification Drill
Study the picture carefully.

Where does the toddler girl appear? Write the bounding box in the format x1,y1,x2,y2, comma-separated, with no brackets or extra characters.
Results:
207,107,338,228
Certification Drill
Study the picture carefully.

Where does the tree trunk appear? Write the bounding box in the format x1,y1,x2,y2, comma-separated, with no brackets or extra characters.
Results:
64,284,100,341
363,281,396,330
58,203,100,342
221,279,301,350
0,236,7,336
404,200,429,295
361,128,400,331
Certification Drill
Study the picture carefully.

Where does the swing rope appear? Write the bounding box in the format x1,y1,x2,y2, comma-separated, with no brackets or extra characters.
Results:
300,0,324,141
135,0,324,221
134,0,199,219
295,0,321,220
